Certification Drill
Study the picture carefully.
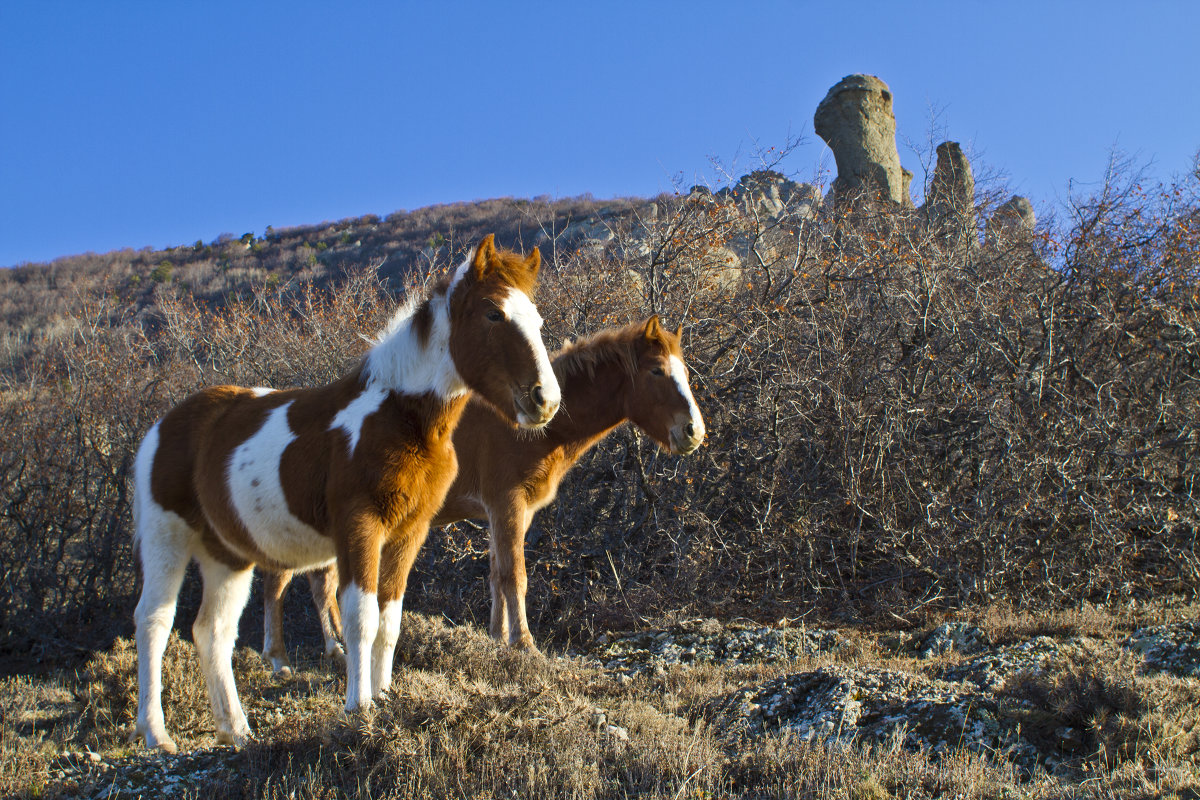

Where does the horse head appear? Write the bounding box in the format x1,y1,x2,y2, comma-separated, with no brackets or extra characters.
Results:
448,234,560,428
627,315,705,455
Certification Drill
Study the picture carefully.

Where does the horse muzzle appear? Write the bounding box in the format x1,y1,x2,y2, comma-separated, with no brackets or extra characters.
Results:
514,382,559,428
669,420,705,455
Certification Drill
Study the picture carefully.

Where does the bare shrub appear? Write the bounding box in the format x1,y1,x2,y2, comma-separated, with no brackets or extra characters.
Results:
1,158,1197,671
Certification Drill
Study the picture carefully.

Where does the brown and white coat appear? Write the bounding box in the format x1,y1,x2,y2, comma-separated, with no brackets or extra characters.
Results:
132,236,559,753
264,316,706,662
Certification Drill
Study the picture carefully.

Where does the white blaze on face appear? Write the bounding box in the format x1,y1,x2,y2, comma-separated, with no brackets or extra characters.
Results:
501,288,560,414
668,355,705,440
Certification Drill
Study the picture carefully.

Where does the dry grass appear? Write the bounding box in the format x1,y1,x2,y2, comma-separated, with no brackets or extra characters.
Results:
1001,641,1200,773
3,607,1199,799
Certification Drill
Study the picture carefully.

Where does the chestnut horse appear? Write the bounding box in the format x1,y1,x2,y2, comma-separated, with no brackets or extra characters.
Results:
132,235,560,752
263,315,705,666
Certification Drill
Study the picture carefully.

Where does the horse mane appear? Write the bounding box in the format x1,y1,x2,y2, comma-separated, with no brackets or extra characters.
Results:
370,238,537,349
553,318,680,381
481,248,539,298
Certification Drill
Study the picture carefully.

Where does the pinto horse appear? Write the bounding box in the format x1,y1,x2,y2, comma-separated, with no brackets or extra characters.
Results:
262,315,705,666
131,235,560,752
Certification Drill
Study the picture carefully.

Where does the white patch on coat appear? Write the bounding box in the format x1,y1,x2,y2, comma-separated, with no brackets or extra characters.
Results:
226,402,334,569
251,387,275,397
133,421,198,561
341,583,380,711
668,355,705,439
329,386,388,456
364,291,467,400
501,288,561,412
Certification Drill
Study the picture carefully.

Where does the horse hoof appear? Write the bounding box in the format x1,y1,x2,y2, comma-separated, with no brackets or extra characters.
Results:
215,728,253,748
513,636,541,655
274,663,293,678
136,722,178,754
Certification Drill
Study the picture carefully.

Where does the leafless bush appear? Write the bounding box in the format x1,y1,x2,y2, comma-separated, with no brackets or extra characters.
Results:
1,160,1197,668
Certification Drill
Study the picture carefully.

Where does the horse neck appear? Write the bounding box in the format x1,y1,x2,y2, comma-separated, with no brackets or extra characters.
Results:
362,292,467,400
548,354,631,459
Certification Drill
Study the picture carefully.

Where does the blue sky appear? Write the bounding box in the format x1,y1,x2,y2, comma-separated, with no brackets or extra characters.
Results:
2,2,1197,267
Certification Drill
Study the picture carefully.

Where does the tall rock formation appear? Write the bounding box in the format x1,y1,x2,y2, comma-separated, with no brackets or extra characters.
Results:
814,74,908,206
923,141,977,246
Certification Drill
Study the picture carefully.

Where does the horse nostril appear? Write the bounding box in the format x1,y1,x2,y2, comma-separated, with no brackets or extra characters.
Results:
532,384,545,408
685,422,694,438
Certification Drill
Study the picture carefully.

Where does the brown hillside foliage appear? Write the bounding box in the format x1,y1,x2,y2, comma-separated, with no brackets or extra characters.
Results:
1,167,1198,669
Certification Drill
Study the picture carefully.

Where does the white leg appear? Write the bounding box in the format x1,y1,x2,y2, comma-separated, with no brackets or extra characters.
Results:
133,508,192,754
371,597,404,697
340,583,379,711
193,553,255,746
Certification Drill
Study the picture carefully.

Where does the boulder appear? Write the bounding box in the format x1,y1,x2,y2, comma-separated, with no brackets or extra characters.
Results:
814,74,908,206
1124,621,1200,677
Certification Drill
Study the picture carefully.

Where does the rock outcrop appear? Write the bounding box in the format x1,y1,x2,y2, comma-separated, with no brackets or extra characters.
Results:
814,74,908,206
589,619,845,677
714,664,1044,770
718,170,821,222
985,195,1036,244
921,141,977,248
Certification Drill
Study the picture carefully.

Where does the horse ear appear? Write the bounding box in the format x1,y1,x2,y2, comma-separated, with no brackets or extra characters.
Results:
525,246,541,277
675,323,683,340
643,315,662,341
472,234,497,278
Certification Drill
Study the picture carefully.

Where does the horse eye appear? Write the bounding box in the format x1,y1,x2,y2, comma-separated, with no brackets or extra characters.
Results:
651,367,666,376
487,309,503,322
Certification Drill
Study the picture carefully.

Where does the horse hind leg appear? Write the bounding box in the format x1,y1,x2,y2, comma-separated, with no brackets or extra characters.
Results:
193,552,255,747
133,509,193,754
307,566,345,664
262,569,295,675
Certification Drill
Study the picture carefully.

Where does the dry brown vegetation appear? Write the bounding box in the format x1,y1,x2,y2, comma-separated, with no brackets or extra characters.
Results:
2,162,1199,665
4,609,1199,799
1,157,1199,796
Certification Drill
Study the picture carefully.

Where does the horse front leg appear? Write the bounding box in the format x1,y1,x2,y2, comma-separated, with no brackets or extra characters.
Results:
337,516,386,713
262,569,295,675
488,544,509,644
372,525,428,697
489,501,538,653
